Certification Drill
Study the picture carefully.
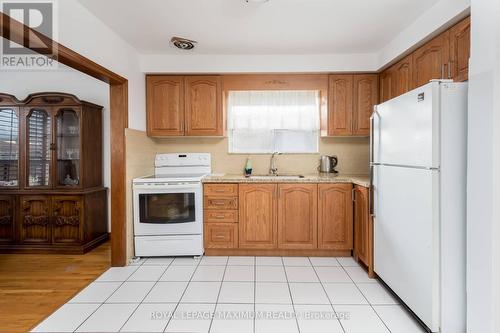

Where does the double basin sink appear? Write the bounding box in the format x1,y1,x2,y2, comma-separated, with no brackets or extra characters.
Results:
248,174,305,180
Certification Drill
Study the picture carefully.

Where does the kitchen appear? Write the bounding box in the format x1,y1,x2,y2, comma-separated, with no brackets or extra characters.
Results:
0,0,498,332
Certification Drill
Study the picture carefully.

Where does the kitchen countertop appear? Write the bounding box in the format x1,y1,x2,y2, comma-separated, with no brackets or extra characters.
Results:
202,173,370,187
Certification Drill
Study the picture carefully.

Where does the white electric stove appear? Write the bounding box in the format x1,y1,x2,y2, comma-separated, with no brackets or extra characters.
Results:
132,153,211,257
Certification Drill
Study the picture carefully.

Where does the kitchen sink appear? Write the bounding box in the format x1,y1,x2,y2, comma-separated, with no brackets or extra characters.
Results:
249,174,305,179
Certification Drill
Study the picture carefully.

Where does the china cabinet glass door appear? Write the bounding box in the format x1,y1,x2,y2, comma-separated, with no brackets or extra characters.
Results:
27,108,52,187
55,108,80,187
0,108,19,187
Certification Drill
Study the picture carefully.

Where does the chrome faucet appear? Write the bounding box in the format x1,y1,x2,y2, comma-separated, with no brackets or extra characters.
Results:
269,152,281,175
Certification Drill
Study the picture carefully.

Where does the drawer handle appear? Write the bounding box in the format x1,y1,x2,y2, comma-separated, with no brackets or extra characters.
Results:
211,201,226,206
215,215,226,219
214,235,226,239
213,189,226,192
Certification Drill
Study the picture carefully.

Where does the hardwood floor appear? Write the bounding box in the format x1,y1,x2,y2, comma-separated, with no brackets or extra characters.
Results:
0,242,110,333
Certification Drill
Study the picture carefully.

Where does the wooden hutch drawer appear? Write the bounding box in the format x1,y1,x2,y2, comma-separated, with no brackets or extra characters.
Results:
204,197,238,210
205,210,238,223
204,223,238,249
204,184,238,197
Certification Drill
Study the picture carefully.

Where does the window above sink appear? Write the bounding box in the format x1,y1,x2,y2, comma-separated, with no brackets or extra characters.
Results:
227,90,320,154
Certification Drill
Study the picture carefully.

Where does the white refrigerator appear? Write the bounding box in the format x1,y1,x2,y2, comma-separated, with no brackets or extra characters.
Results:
371,81,467,333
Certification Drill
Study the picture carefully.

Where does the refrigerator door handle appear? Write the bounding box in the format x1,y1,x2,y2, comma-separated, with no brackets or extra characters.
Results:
369,169,375,216
369,106,380,217
370,106,380,165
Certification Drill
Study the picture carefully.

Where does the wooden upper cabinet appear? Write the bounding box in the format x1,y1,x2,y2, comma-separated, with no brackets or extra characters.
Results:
146,75,222,137
277,184,317,249
328,75,353,136
353,74,378,136
379,69,394,103
412,31,450,89
353,185,370,265
185,76,222,136
146,75,184,136
239,184,277,249
318,184,353,250
393,54,413,96
450,16,470,82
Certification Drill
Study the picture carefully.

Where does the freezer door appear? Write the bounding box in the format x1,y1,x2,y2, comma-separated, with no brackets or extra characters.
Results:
373,82,439,168
373,165,440,332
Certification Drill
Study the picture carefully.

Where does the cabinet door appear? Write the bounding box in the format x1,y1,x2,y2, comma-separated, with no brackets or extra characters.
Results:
239,184,277,249
0,196,16,243
450,16,470,82
318,184,353,250
393,54,413,97
328,75,353,136
353,185,369,263
25,107,54,188
0,107,20,188
146,75,184,136
20,196,51,244
185,76,222,136
353,74,378,136
54,107,81,188
379,69,394,103
412,31,450,89
277,184,317,249
52,196,83,244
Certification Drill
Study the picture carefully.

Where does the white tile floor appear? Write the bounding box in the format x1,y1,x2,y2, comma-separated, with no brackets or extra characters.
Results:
32,256,426,333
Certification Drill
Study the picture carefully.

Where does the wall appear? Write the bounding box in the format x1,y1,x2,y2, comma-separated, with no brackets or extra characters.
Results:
125,129,156,262
153,137,369,175
467,0,500,332
0,65,112,229
140,53,378,73
378,0,470,68
56,0,145,131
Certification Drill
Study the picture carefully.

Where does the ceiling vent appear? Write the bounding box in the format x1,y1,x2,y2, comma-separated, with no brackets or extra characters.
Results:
170,37,197,50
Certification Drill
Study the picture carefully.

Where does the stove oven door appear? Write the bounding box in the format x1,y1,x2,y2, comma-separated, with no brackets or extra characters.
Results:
133,182,203,236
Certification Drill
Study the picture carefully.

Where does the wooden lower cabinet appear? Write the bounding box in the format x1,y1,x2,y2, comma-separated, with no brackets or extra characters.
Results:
353,185,374,277
204,182,358,256
20,196,51,244
317,184,353,250
0,189,108,253
238,184,277,249
277,184,317,249
204,223,238,249
0,196,16,244
353,186,368,261
52,196,83,244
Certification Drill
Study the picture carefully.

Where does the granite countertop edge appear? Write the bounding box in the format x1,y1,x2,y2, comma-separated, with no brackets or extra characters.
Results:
202,173,370,187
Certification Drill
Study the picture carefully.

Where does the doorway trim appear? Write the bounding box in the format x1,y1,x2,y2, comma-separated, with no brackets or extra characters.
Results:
1,13,128,266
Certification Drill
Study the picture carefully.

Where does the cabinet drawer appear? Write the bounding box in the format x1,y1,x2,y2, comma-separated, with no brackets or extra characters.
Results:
204,223,238,249
204,184,238,197
204,197,238,210
205,210,238,223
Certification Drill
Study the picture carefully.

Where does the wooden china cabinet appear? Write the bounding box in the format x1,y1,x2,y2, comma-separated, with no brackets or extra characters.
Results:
0,92,108,253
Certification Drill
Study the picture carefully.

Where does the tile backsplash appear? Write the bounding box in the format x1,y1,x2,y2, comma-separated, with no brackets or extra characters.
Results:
152,136,369,175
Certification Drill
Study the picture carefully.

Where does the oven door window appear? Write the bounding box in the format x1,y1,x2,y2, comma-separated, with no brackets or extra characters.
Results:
139,192,196,224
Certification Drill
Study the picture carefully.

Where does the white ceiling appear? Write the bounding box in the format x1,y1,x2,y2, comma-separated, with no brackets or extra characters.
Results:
77,0,440,55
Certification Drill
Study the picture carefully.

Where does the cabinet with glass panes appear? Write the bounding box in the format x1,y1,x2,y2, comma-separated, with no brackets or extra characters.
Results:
0,93,107,253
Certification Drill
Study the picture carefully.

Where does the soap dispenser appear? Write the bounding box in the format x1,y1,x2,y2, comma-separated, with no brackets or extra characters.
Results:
244,158,253,177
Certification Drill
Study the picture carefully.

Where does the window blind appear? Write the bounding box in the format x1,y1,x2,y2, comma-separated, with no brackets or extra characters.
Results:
227,90,320,153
